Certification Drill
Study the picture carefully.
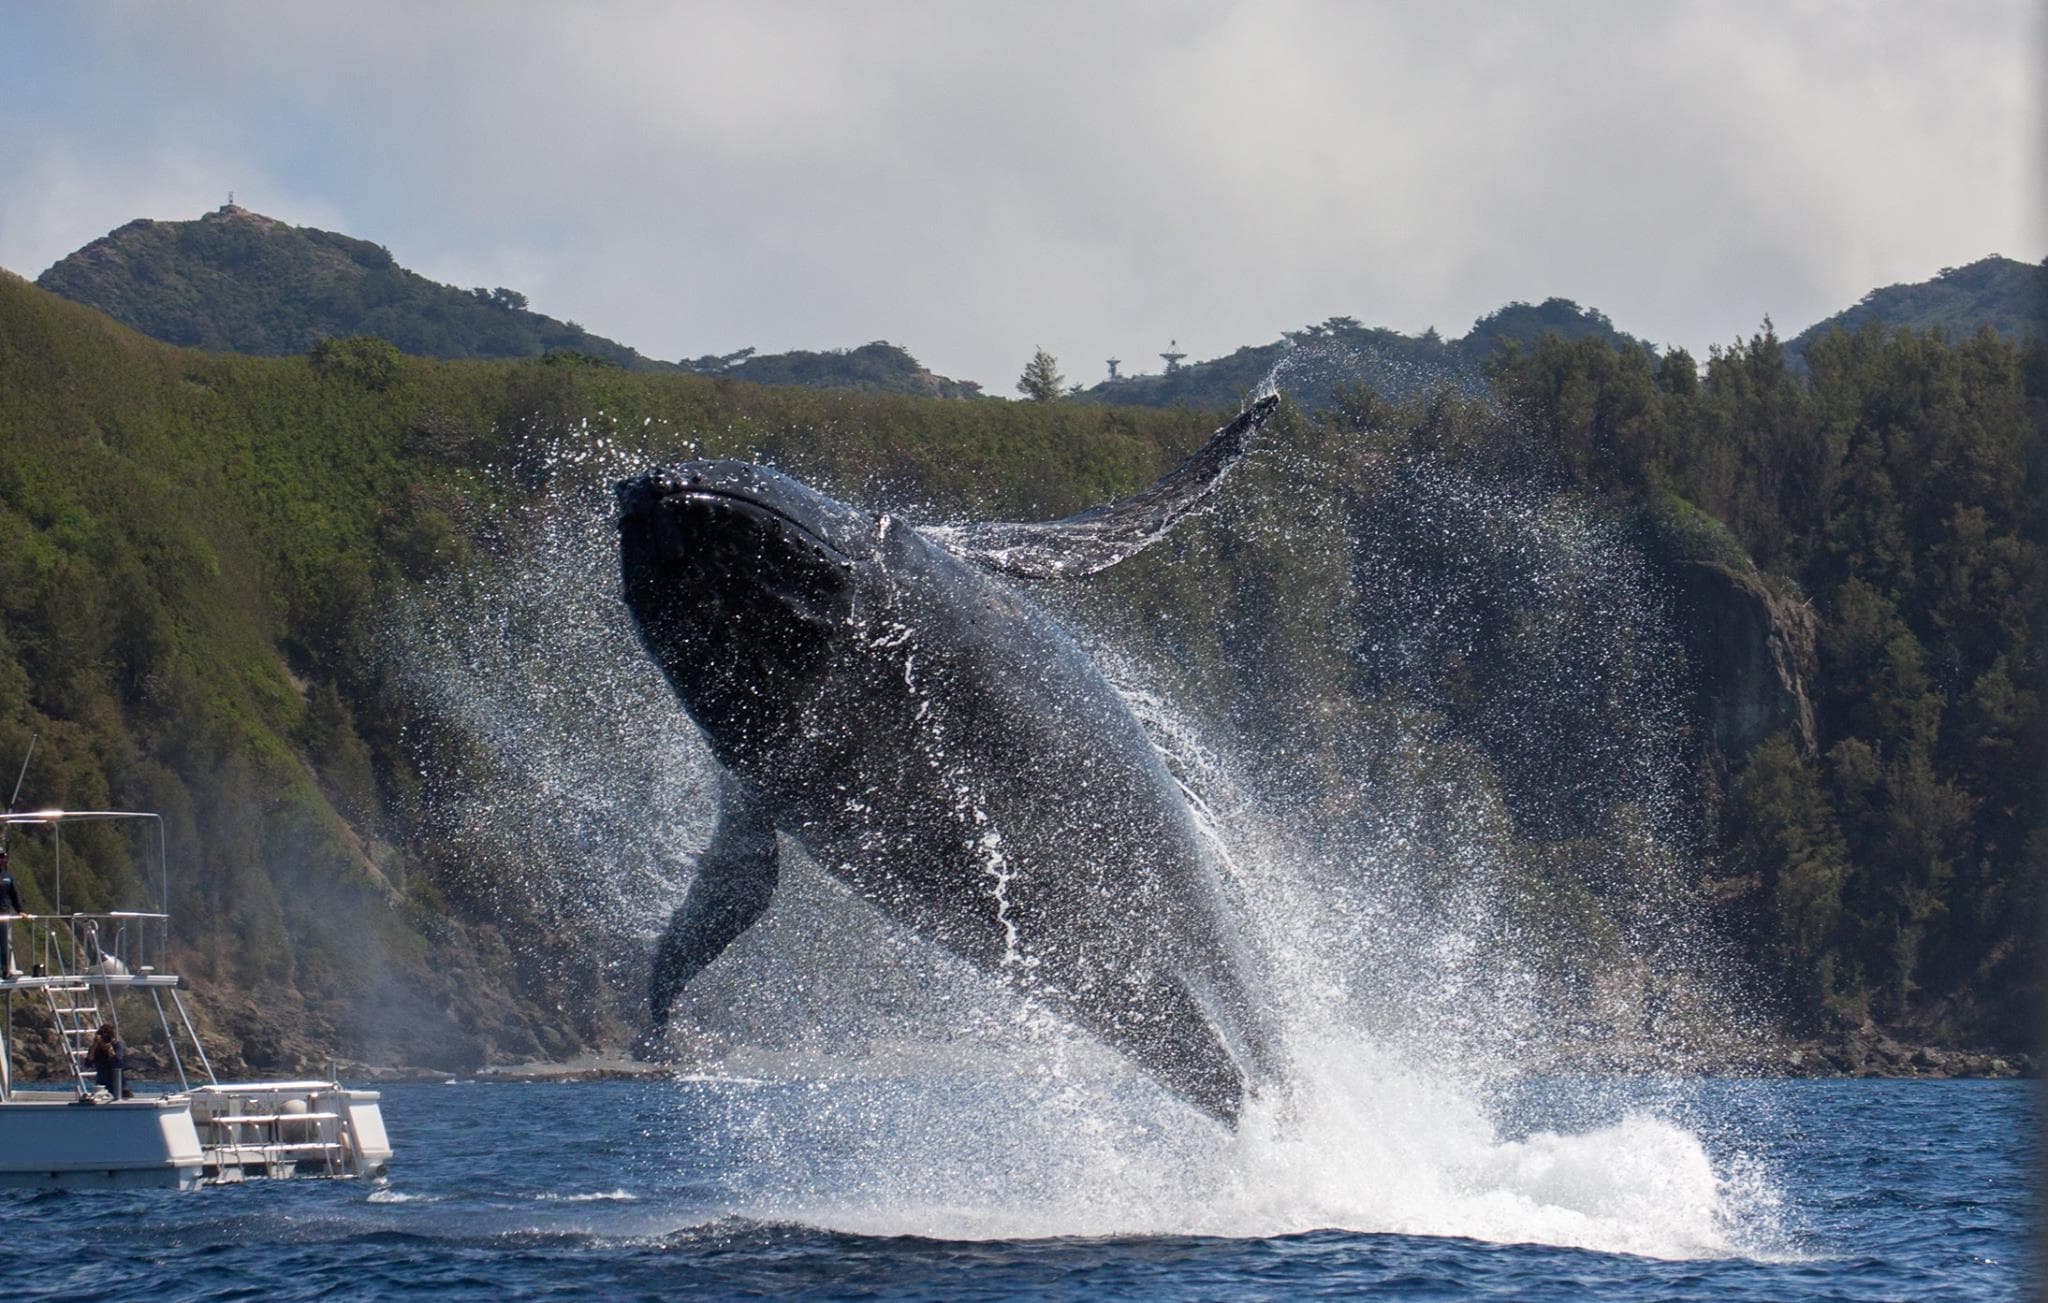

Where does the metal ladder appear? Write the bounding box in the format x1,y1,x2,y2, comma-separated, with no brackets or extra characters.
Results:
41,978,106,1094
196,1094,354,1180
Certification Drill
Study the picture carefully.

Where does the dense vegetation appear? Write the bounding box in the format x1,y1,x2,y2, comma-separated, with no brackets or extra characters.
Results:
36,206,671,370
1479,323,2044,1043
0,261,2037,1072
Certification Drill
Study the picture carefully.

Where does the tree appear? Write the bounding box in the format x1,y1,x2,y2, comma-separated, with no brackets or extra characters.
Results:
1016,348,1065,402
1727,733,1851,1018
308,334,402,391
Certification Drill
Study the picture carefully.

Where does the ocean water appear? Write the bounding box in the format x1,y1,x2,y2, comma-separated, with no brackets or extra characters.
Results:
0,1074,2030,1300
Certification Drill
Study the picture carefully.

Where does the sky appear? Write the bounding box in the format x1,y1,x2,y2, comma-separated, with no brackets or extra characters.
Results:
1,1,2039,391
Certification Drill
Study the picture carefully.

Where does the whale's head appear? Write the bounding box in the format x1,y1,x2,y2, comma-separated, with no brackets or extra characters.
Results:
616,461,872,757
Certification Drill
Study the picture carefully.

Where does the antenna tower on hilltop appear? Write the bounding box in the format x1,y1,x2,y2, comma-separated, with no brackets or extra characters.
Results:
1160,340,1186,374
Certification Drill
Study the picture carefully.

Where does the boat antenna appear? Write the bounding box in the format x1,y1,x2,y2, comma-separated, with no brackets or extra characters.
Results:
2,731,35,849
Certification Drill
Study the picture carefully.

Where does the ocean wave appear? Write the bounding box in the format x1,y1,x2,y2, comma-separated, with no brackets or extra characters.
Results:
534,1190,641,1203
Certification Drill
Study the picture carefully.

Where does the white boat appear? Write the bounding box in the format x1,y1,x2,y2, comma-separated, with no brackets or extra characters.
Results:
0,809,393,1188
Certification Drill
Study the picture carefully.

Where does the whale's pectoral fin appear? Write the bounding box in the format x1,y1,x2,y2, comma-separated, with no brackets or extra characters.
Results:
926,394,1279,579
647,776,780,1034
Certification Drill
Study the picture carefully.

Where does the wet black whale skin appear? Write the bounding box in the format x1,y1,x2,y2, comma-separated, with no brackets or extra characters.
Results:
617,409,1277,1124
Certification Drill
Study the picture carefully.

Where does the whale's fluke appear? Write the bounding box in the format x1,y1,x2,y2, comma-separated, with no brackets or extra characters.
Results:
928,394,1279,579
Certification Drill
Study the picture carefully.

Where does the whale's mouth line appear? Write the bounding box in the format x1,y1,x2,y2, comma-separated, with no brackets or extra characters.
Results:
663,487,849,564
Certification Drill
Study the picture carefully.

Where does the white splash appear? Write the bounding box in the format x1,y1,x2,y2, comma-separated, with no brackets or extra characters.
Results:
675,1030,1784,1261
536,1189,641,1203
392,422,1786,1264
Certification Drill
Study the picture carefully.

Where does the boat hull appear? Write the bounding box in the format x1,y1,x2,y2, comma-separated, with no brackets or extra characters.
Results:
0,1093,204,1189
0,1083,392,1188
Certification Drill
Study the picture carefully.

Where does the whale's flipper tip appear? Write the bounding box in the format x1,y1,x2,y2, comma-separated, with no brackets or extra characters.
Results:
933,391,1284,579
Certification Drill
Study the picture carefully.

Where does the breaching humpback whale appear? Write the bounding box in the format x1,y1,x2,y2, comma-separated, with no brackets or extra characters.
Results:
616,395,1279,1123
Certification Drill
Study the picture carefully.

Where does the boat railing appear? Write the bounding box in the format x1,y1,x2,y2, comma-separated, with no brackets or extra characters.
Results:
3,909,172,983
3,911,172,984
0,908,216,1100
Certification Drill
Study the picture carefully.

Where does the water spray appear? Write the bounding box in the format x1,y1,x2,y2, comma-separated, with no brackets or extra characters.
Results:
389,408,1783,1258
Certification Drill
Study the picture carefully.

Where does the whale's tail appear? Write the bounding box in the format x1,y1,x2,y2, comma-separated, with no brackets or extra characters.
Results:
929,394,1280,580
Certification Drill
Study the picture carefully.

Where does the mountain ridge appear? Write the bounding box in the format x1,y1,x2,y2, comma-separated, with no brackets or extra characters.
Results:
36,209,2046,413
1073,298,1652,410
34,206,990,399
1788,254,2046,358
37,204,674,370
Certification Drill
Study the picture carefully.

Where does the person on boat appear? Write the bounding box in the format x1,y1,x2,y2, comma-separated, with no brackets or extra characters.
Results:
0,848,22,979
89,1023,125,1098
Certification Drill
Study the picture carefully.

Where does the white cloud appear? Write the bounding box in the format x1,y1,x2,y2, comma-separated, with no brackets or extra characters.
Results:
3,1,2037,387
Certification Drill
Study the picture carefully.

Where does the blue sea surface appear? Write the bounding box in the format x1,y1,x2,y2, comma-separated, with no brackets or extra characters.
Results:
2,1076,2031,1300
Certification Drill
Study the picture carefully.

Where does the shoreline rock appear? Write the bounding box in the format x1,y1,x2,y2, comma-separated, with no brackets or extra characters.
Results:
11,1035,2037,1089
1744,1037,2035,1080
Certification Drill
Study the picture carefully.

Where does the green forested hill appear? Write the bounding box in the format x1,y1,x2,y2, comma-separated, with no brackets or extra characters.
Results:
0,270,2037,1075
36,205,672,369
1075,299,1650,409
35,206,988,398
681,339,985,398
1789,256,2047,360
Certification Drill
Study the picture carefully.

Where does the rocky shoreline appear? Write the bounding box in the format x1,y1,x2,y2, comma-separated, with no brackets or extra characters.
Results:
1743,1037,2035,1080
9,1037,2035,1088
356,1055,672,1084
331,1038,2037,1086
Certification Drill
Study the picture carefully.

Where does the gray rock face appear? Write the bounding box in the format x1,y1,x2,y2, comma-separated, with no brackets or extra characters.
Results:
1665,559,1817,760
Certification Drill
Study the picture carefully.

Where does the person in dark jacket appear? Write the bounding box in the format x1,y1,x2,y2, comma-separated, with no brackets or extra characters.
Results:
0,848,23,979
89,1023,124,1097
